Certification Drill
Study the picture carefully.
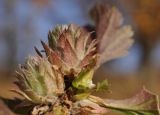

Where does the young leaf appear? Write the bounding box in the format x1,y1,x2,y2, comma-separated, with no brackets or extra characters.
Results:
72,69,95,90
15,56,64,104
96,79,108,92
90,4,134,68
73,93,91,101
41,24,97,76
88,88,160,115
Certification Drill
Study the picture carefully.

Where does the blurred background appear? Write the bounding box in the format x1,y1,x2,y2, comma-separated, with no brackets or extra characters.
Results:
0,0,160,100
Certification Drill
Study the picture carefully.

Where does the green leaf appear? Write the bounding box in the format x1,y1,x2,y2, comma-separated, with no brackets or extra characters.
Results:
72,69,95,90
16,56,64,104
48,30,57,50
88,88,160,115
73,93,90,101
26,57,47,96
96,79,108,91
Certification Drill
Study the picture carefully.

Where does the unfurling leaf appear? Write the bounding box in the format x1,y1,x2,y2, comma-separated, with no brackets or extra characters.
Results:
90,4,134,68
88,88,160,115
96,79,108,92
72,69,95,90
15,56,64,104
41,24,97,76
73,93,90,101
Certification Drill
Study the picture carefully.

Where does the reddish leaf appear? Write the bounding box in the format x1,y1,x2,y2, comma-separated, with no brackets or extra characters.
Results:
90,4,134,68
88,88,160,114
58,33,78,67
